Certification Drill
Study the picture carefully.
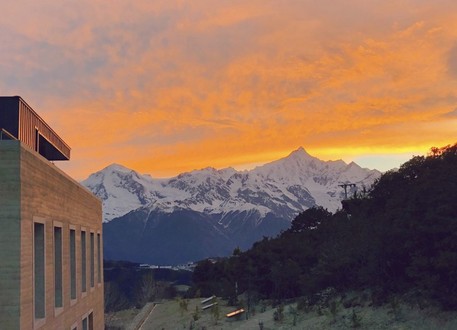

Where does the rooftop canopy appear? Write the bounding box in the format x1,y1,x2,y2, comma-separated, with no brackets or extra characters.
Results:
0,96,70,161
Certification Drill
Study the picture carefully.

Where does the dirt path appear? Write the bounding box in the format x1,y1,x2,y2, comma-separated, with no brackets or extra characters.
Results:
126,303,156,330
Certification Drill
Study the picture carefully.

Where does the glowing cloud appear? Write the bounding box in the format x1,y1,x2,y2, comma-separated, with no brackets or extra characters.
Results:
1,0,456,179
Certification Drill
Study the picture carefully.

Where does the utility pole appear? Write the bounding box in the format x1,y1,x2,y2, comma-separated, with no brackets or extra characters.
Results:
338,183,356,199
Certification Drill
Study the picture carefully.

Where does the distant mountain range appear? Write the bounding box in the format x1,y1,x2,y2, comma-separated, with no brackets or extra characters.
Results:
82,147,381,265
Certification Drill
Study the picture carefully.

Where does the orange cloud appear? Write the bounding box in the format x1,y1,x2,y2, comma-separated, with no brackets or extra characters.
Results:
2,1,457,180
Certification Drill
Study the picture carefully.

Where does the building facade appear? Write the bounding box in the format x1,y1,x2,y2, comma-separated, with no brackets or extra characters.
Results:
0,97,104,329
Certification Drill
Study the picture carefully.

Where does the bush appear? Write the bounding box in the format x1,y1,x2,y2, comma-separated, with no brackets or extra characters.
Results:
273,304,284,322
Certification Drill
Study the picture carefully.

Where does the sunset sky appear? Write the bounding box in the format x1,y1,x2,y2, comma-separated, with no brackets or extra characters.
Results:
1,0,456,180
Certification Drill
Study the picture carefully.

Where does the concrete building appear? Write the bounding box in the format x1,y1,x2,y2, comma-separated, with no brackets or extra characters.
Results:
0,96,104,329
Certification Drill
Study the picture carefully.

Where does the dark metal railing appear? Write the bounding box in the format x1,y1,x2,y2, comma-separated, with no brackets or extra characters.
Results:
0,128,17,141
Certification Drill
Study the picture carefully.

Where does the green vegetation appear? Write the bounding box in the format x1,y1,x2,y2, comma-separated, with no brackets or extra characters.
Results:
177,297,189,316
109,295,457,329
350,308,362,328
192,144,457,310
211,300,220,325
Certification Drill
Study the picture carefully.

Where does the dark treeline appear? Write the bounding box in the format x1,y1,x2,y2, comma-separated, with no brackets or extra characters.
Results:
191,144,457,309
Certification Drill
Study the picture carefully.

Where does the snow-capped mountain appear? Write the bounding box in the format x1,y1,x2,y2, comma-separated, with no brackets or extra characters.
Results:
82,147,380,223
82,147,381,264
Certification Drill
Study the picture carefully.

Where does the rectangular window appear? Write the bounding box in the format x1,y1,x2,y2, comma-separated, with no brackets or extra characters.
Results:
34,222,45,319
70,229,76,300
97,233,101,284
81,230,86,293
81,312,93,330
54,226,63,308
90,232,94,288
89,312,94,330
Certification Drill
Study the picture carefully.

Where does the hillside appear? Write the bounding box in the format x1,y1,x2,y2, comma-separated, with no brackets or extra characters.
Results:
82,147,379,264
191,144,457,310
82,147,380,222
106,296,457,330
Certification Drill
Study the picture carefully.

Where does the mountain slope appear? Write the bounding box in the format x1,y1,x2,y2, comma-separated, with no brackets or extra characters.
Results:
103,208,290,264
83,147,381,264
83,147,380,222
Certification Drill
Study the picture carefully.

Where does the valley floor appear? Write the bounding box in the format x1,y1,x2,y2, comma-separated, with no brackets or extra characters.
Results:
106,295,457,330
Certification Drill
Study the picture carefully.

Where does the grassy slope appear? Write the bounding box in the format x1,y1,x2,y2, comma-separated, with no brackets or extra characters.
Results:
107,296,457,330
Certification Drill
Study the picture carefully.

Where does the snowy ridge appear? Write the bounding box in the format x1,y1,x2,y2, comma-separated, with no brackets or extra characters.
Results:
82,147,381,223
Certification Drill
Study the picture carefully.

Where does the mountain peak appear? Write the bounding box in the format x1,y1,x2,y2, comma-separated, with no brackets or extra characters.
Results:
103,163,134,173
82,148,382,222
289,146,312,157
283,147,315,163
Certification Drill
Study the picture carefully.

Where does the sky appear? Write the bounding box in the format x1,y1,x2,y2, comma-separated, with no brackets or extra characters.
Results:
1,0,456,180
